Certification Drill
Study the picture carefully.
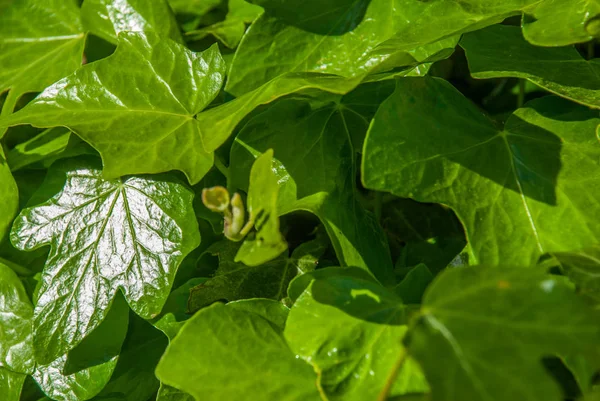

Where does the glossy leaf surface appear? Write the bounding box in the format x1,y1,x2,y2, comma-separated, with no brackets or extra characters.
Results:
156,300,321,401
0,0,85,117
408,266,600,401
10,158,199,363
0,368,26,401
285,275,428,400
0,32,225,183
0,147,18,242
363,78,600,266
461,25,600,109
81,0,183,44
230,96,395,284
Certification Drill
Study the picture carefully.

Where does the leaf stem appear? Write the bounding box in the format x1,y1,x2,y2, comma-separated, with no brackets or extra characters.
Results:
377,348,408,401
0,256,33,276
517,79,525,109
214,154,229,179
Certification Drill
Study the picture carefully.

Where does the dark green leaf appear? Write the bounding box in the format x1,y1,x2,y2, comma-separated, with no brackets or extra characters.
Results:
230,97,395,284
285,276,428,400
394,264,433,305
10,158,199,363
0,0,85,117
155,300,321,401
0,32,225,183
363,78,600,266
407,266,600,401
547,245,600,304
461,25,600,109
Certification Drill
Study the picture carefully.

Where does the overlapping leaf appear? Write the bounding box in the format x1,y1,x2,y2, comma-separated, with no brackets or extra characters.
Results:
0,148,18,242
363,77,600,266
285,274,428,400
230,92,396,284
0,31,225,182
156,300,321,401
10,158,200,363
0,0,85,118
407,266,600,401
461,25,600,109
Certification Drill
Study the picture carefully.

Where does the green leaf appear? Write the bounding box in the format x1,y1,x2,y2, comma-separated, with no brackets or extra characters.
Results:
230,96,395,284
363,77,600,266
10,158,200,364
546,245,600,304
461,24,600,109
522,0,600,46
0,148,18,243
393,264,433,305
0,368,26,401
34,294,129,401
198,38,454,153
0,0,85,118
287,266,378,302
407,266,600,401
156,385,195,401
187,237,325,312
91,314,168,401
236,149,288,265
0,263,34,374
155,300,321,401
81,0,183,44
285,276,428,400
0,31,225,183
186,0,263,48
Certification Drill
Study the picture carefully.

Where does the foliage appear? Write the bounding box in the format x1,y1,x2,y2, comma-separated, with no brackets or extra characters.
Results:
0,1,599,401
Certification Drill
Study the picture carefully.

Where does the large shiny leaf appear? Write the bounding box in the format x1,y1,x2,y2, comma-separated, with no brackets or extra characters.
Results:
0,263,34,374
407,266,600,401
155,300,321,401
81,0,183,44
0,0,85,118
0,31,225,183
198,38,454,152
363,78,600,266
0,147,18,242
461,25,600,109
10,158,200,363
230,95,395,284
285,275,428,400
0,368,26,401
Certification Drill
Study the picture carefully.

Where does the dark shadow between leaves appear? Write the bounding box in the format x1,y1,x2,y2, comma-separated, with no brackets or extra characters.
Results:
254,0,371,35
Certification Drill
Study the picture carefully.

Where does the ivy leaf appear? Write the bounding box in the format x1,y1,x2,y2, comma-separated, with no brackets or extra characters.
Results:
0,368,26,401
363,78,600,266
546,245,600,304
10,158,200,364
155,300,321,401
81,0,183,44
236,149,288,266
230,95,395,284
461,25,600,109
523,0,600,46
285,275,428,400
0,148,18,242
186,0,263,48
34,295,129,401
407,266,600,401
0,0,85,118
0,31,225,183
0,263,34,374
187,236,325,312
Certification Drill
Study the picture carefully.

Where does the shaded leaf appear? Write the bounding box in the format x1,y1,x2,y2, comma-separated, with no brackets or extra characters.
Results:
10,158,199,363
230,96,395,284
393,264,433,305
155,300,321,401
285,275,428,400
407,266,600,401
461,24,600,109
0,0,85,118
547,245,600,304
0,31,225,183
363,78,600,266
